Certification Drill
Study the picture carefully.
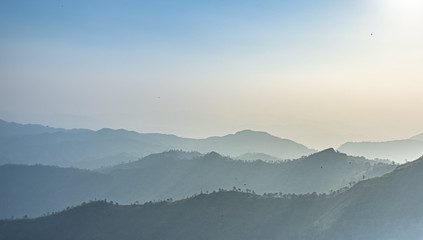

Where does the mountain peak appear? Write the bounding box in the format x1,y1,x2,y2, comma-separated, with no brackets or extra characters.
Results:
201,151,229,162
234,129,269,136
204,151,223,158
308,148,344,159
320,148,336,153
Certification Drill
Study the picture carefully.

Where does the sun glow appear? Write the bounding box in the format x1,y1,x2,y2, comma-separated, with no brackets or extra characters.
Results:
374,0,423,34
380,0,423,17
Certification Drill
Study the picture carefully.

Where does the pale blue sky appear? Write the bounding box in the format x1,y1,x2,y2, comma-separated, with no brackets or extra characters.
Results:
1,0,422,149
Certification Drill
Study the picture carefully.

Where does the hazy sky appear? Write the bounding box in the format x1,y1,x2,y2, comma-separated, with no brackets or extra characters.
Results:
1,0,422,149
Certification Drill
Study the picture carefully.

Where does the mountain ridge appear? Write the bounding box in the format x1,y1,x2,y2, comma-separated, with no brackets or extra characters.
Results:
0,149,395,219
1,154,421,239
410,132,423,141
0,119,315,168
338,138,423,163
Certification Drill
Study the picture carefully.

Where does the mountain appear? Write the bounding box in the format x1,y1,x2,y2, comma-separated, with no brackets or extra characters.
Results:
0,149,395,219
1,156,421,240
196,130,315,160
0,164,108,219
313,155,423,239
0,119,315,168
235,152,281,162
0,127,174,168
0,119,85,138
338,136,423,163
411,133,423,141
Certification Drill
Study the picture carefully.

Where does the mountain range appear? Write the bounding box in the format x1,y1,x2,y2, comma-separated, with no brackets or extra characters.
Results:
1,119,422,167
0,149,395,219
1,155,422,240
0,119,315,168
338,133,423,163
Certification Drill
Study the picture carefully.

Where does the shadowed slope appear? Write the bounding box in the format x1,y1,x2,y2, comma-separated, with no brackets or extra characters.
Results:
0,150,395,219
1,155,422,240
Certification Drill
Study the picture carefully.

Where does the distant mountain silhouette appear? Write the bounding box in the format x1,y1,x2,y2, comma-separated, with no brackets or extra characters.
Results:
0,164,108,218
338,135,423,163
0,150,395,219
1,156,421,240
235,152,281,162
196,130,315,160
410,132,423,141
0,119,315,168
0,119,89,138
